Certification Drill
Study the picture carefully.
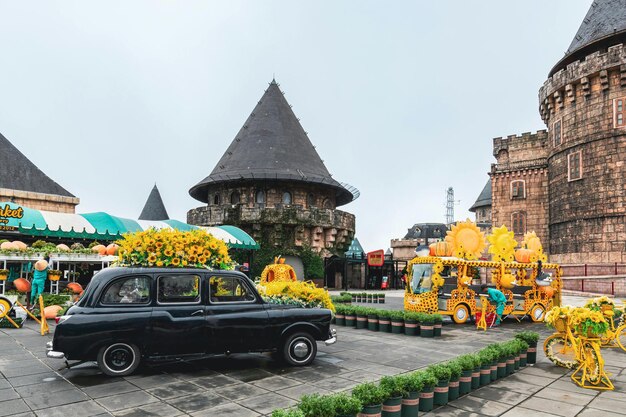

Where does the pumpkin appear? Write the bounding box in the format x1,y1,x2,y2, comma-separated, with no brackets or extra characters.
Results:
458,275,472,287
0,241,16,250
514,248,535,263
501,273,517,289
56,244,70,252
12,241,27,250
13,278,31,293
540,286,555,298
91,244,107,255
429,241,454,257
44,305,63,319
67,282,83,294
105,243,119,256
34,260,48,271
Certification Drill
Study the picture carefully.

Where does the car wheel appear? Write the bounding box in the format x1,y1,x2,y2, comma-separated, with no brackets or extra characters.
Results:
453,304,470,324
282,332,317,366
97,342,141,377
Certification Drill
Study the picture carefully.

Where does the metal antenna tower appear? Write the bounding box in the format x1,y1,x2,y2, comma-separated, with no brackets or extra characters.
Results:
446,187,455,225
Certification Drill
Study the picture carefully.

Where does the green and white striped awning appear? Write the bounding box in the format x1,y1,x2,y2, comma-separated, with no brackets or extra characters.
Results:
0,202,258,249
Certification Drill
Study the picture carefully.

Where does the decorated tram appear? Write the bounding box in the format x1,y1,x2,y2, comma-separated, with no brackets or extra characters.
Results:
404,220,562,324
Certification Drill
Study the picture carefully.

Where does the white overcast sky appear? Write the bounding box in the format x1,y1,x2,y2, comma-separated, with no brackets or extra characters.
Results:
0,1,591,252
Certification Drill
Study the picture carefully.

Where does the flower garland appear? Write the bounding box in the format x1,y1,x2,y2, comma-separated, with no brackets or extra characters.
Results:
116,229,234,270
257,280,335,312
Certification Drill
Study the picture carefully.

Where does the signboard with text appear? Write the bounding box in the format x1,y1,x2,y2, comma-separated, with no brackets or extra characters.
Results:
367,249,385,267
0,203,23,232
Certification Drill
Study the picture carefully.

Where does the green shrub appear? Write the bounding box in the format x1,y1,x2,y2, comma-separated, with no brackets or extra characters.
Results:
32,240,49,249
379,375,407,399
331,295,352,304
298,394,334,417
331,393,361,416
455,354,480,371
352,382,386,406
477,348,497,365
432,314,443,323
396,373,425,394
514,331,539,345
420,314,435,323
404,311,421,322
426,363,452,382
335,304,347,315
511,339,529,354
41,294,71,307
415,370,438,388
377,310,391,318
272,409,305,417
485,344,506,361
87,241,101,249
445,361,463,380
388,310,405,321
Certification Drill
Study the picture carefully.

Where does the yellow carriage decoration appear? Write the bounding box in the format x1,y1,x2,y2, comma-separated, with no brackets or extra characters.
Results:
404,220,562,324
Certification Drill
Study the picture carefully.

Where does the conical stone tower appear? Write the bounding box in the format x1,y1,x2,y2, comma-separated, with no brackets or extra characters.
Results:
188,80,358,254
139,184,169,221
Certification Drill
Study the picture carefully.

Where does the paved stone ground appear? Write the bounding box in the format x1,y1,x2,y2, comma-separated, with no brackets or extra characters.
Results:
0,292,623,416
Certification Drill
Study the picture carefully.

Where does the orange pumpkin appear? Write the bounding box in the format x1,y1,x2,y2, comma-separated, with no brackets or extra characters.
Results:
501,273,517,289
429,241,454,257
56,244,70,252
44,305,63,319
540,286,555,298
12,241,27,250
67,282,83,294
0,241,16,250
105,243,119,255
514,248,535,263
13,278,31,293
92,244,107,255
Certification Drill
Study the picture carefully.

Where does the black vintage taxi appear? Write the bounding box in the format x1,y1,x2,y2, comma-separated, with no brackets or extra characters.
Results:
47,267,336,376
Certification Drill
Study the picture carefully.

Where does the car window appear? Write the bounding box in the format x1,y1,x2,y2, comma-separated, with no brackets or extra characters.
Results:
209,276,255,303
101,276,151,305
157,274,201,304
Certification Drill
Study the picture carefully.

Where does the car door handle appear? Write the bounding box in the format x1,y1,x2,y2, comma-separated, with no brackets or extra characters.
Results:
191,309,204,316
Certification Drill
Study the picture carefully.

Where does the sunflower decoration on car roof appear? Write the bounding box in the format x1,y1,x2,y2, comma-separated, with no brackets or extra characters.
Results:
487,225,517,262
522,231,548,263
444,219,486,260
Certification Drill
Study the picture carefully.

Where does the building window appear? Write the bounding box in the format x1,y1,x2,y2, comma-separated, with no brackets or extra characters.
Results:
512,212,526,235
230,192,240,205
307,193,315,208
255,190,265,204
511,180,525,199
213,194,221,205
322,198,332,209
615,98,626,128
553,119,562,146
282,191,292,205
568,151,582,181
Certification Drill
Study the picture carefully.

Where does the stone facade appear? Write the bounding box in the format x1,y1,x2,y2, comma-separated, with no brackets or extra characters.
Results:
0,188,79,213
390,238,419,262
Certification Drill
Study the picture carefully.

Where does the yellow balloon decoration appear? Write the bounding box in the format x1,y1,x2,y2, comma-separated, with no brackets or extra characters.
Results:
444,219,486,260
487,225,518,262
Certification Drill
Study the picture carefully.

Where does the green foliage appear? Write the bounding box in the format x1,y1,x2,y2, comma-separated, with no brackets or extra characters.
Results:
404,311,421,322
445,361,463,380
388,310,405,321
331,294,352,304
272,409,305,417
330,393,361,415
298,394,335,417
477,348,497,365
485,344,506,361
41,294,71,307
514,331,539,345
70,242,85,250
376,309,391,318
397,373,424,394
432,314,443,323
455,354,481,371
352,382,387,406
379,375,407,398
416,370,438,388
249,242,324,280
88,241,101,248
426,363,452,382
32,240,49,249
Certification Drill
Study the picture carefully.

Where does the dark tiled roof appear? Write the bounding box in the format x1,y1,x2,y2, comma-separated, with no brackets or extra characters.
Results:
0,131,75,197
550,0,626,75
189,80,357,206
404,223,448,240
469,180,492,212
139,184,169,220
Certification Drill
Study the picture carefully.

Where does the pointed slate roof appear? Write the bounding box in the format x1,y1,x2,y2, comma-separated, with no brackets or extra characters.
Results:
469,180,492,212
139,184,169,220
345,237,365,257
550,0,626,75
189,80,358,206
0,131,75,197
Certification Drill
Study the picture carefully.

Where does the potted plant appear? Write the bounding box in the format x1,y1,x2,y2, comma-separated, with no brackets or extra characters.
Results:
351,292,357,303
433,314,443,337
514,331,539,364
331,393,362,417
378,293,386,304
516,338,530,367
344,305,356,327
418,371,438,412
477,349,495,386
367,308,379,331
389,310,405,334
488,344,506,379
48,270,62,281
420,314,435,338
397,373,423,417
426,364,452,406
352,382,387,417
380,376,406,417
445,361,462,401
272,409,305,417
378,310,392,333
502,342,516,376
335,304,346,326
298,394,334,417
512,339,528,371
403,312,420,336
0,269,8,281
454,354,478,395
367,293,374,303
355,306,369,329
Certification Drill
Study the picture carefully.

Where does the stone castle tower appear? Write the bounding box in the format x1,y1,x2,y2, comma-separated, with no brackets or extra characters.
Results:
187,80,358,255
491,0,626,264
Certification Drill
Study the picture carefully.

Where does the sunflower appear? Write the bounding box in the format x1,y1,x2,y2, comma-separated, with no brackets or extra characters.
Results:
171,258,181,266
487,225,517,262
445,219,486,260
164,249,173,257
147,254,157,264
156,260,163,267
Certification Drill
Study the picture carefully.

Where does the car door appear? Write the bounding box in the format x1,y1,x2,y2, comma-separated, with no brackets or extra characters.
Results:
148,272,207,357
206,274,270,353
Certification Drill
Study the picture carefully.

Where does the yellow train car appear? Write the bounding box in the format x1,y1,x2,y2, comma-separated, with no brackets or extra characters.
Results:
404,256,562,324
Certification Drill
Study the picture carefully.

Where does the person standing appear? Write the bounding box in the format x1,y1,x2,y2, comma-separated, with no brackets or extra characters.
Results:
30,258,49,307
480,284,507,326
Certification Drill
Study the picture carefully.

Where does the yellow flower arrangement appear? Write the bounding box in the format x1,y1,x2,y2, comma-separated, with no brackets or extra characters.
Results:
584,295,615,311
545,305,608,336
257,280,335,312
117,229,234,270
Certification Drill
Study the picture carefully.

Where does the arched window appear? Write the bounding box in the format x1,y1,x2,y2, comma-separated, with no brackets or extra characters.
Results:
307,193,315,208
512,212,526,235
213,194,221,205
255,190,266,204
322,198,332,209
282,191,292,205
511,180,525,199
230,192,240,205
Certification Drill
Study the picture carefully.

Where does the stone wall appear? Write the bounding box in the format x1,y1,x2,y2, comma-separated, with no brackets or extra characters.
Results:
0,188,79,214
390,238,419,262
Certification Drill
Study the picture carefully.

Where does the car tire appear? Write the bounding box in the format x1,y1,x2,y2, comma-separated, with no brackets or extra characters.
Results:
282,332,317,366
97,342,141,377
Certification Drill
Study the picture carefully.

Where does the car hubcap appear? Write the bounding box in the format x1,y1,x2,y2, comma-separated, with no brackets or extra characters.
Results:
457,308,467,320
293,341,309,359
105,345,134,372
